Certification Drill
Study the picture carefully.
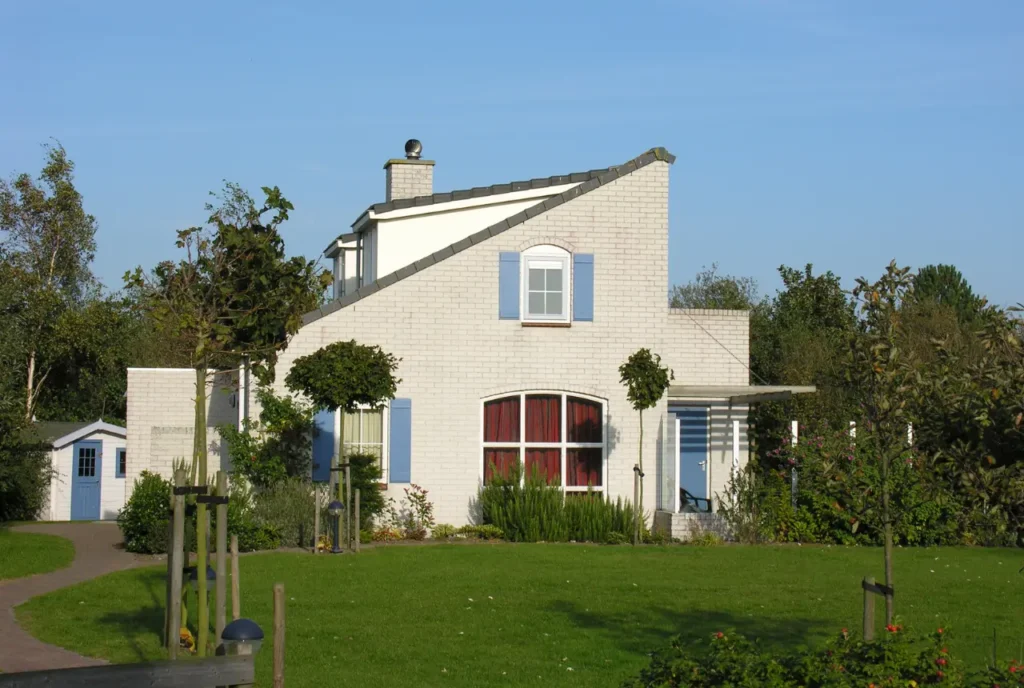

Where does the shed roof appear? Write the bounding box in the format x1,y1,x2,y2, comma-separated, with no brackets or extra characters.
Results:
21,420,127,449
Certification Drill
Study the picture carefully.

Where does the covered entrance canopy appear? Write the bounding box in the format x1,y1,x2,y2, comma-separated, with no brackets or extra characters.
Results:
662,385,816,514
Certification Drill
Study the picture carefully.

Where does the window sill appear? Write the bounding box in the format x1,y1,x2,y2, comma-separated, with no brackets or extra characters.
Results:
521,321,571,328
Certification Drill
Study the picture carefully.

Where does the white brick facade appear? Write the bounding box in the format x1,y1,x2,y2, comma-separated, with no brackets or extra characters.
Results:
126,154,754,528
385,160,434,201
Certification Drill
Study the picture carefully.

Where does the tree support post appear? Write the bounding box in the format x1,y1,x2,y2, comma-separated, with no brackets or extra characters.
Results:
215,472,228,644
168,469,186,659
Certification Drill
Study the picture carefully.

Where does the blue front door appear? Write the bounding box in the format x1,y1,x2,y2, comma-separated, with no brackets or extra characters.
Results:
71,440,102,520
676,408,709,507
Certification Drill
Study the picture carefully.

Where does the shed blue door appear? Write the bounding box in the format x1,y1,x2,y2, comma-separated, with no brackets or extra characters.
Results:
71,440,102,521
676,408,709,506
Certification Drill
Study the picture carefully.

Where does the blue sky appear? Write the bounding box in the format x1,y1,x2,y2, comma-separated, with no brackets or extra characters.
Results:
1,1,1021,305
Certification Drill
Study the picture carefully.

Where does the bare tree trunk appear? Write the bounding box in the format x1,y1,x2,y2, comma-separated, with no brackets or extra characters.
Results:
194,365,210,656
25,349,36,421
637,410,644,542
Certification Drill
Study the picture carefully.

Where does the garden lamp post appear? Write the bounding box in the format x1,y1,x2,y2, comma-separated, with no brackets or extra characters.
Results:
221,617,264,656
327,499,344,553
189,564,217,597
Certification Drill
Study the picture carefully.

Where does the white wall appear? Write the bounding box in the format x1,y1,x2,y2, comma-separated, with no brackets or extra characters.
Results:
48,430,127,521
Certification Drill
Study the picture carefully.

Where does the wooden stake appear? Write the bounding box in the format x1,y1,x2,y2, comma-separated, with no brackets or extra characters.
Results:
345,462,353,550
862,576,875,642
215,472,228,645
312,482,320,554
164,501,173,649
354,489,361,553
169,469,186,659
632,464,641,546
273,583,285,688
230,535,240,621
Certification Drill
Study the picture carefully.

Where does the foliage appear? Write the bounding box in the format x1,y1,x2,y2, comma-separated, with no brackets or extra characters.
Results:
377,484,436,540
604,531,629,545
0,143,98,421
670,263,758,310
250,477,317,549
117,471,195,554
210,475,280,552
687,531,723,547
479,461,641,543
0,407,53,522
348,453,387,529
623,626,973,688
285,340,401,414
455,524,505,540
431,523,457,540
913,263,986,324
220,388,315,488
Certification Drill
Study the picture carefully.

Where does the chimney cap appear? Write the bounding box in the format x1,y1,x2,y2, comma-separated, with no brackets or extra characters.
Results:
404,139,422,159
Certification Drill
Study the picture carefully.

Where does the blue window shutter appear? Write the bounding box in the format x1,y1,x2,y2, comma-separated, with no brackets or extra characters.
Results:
311,408,334,483
390,398,412,483
573,253,594,321
498,252,520,319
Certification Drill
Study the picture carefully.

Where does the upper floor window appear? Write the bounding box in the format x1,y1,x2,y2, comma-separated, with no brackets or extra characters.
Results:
522,245,569,322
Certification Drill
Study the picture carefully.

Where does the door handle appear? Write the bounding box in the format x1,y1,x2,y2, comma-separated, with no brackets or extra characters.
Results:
698,460,707,470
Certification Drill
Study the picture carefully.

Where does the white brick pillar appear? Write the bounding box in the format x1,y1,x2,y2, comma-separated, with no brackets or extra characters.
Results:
384,159,434,201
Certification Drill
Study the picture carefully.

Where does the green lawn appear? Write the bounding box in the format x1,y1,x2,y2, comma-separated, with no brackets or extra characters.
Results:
0,529,75,580
15,544,1024,687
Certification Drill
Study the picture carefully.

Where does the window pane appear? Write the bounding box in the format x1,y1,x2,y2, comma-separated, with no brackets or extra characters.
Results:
528,268,545,290
343,411,359,442
546,268,562,291
525,395,560,442
567,397,602,443
525,448,561,485
567,448,602,487
483,448,520,484
545,293,562,315
361,410,383,444
528,292,545,315
484,396,520,442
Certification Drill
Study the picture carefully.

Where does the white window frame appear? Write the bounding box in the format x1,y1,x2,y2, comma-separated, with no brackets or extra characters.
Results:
521,245,571,323
333,404,390,484
480,391,606,493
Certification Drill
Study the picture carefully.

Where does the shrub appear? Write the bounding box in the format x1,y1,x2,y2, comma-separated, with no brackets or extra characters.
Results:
479,461,641,543
251,478,317,549
372,525,403,542
624,625,974,687
688,531,723,547
348,453,386,529
220,389,313,488
604,531,628,545
457,524,504,540
0,413,54,521
212,476,280,552
118,471,195,554
432,523,457,540
376,484,436,540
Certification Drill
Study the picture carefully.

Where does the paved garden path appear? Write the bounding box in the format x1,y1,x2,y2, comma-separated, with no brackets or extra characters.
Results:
0,522,156,673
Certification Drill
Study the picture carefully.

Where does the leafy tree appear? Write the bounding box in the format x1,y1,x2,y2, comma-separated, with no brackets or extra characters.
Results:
126,182,328,656
0,398,54,521
0,143,97,420
911,264,985,324
670,263,758,310
220,388,315,488
847,261,919,624
618,349,673,544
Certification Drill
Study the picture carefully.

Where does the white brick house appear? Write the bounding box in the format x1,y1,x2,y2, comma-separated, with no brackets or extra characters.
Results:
126,142,811,536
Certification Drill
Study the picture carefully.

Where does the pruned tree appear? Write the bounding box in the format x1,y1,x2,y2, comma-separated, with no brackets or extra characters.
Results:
670,263,758,310
618,348,673,544
912,264,985,325
0,143,97,421
126,182,328,656
848,261,919,624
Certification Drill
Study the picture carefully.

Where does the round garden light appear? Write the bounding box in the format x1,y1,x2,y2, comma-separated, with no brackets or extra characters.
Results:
188,564,216,593
221,618,264,655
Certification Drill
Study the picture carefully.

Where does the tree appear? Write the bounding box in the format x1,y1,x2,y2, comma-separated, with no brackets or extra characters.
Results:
0,143,97,420
912,264,985,325
847,261,919,624
670,263,758,310
126,182,328,656
618,349,673,545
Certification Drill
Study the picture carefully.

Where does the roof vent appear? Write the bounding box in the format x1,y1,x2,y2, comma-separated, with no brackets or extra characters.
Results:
404,139,422,160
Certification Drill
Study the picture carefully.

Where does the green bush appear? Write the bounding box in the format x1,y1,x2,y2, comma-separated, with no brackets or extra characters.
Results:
219,389,313,488
604,531,628,545
624,625,983,687
457,524,504,540
432,523,456,540
478,461,641,543
348,453,386,528
251,478,317,549
212,477,280,552
118,471,195,554
0,413,54,522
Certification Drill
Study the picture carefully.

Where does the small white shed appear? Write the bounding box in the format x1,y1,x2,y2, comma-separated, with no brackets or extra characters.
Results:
26,420,128,521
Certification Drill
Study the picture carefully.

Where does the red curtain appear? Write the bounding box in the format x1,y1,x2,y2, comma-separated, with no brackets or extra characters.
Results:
484,449,520,484
567,396,601,443
525,448,561,485
484,396,520,442
525,395,560,442
567,448,602,487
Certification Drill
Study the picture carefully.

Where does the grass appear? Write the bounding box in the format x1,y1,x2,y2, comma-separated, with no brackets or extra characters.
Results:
0,529,75,580
16,544,1024,687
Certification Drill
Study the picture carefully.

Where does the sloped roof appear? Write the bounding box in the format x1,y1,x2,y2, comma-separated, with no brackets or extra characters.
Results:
20,420,127,449
305,146,675,326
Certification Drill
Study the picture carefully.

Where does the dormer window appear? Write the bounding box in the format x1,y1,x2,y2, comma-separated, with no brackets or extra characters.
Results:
523,245,570,322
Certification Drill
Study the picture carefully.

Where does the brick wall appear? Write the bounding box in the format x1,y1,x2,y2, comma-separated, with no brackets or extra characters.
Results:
385,161,434,201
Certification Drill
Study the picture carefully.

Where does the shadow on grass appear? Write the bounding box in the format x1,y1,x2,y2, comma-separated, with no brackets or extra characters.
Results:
548,599,837,657
95,568,168,662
